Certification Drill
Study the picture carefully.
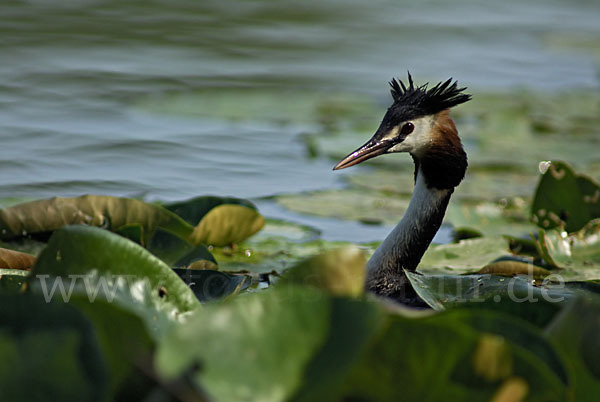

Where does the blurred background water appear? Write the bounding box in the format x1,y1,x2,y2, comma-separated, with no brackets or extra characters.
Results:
1,0,599,241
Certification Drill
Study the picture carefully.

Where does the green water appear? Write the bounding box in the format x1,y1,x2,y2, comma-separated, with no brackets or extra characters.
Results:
1,0,599,241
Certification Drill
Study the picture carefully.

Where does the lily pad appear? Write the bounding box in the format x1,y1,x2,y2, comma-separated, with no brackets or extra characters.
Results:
70,297,154,400
280,246,367,297
531,161,600,233
418,237,512,275
29,225,200,325
0,247,36,270
203,217,359,274
164,195,258,225
155,286,377,402
545,297,600,399
405,272,589,320
0,195,193,245
189,204,265,247
212,236,364,275
276,188,410,225
446,198,536,238
348,167,537,201
148,228,217,267
0,293,107,402
534,228,600,280
342,308,568,402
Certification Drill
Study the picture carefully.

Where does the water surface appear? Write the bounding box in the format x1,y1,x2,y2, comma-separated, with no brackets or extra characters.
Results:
1,0,599,240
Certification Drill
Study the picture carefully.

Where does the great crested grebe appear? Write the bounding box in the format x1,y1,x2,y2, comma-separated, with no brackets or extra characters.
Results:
334,73,471,303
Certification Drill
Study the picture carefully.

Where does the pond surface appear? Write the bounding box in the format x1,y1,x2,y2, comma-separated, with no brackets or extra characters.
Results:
1,0,599,241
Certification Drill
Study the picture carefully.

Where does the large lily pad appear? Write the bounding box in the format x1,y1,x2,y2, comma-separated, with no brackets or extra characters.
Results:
405,272,591,322
0,195,193,245
342,308,568,402
30,225,200,324
156,285,387,402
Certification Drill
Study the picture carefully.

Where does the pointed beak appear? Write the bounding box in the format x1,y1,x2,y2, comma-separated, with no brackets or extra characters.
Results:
332,137,393,170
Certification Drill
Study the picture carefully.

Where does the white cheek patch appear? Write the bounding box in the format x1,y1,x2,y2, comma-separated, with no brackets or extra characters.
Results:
388,115,435,155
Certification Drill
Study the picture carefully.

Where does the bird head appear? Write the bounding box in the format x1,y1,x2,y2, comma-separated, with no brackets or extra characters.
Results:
333,73,471,170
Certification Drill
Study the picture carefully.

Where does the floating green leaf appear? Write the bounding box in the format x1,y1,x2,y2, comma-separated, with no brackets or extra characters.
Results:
30,225,200,319
419,237,512,275
156,286,334,402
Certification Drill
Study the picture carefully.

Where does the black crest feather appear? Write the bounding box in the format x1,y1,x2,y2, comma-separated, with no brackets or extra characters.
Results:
388,72,471,118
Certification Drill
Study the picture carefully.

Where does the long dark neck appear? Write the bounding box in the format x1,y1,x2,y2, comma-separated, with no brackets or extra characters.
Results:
365,168,452,294
365,111,467,297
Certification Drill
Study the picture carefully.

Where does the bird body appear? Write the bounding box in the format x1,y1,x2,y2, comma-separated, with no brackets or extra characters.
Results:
334,74,470,303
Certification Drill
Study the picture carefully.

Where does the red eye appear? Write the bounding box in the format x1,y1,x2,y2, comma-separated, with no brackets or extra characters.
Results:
401,122,414,135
